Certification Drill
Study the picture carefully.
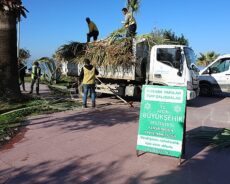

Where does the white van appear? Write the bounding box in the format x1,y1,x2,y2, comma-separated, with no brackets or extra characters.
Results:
199,54,230,96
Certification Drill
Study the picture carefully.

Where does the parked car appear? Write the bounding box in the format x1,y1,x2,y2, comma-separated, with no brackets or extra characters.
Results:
199,54,230,96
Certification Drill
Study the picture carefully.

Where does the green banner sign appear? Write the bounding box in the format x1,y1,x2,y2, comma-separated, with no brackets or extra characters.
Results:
136,85,187,158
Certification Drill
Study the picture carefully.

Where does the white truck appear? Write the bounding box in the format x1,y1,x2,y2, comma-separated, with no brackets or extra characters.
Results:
199,54,230,96
73,38,199,100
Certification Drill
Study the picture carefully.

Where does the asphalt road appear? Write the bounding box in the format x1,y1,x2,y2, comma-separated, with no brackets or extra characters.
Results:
0,91,230,184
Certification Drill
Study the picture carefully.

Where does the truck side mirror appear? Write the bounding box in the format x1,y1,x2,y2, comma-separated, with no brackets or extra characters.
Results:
175,50,182,61
177,60,183,76
177,71,182,76
177,56,183,77
207,68,212,75
190,64,200,72
176,48,183,77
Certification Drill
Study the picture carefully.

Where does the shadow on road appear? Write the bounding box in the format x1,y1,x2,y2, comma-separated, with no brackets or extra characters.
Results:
136,126,230,184
1,139,230,184
0,155,131,184
145,148,230,184
27,106,139,132
187,96,226,107
184,126,222,160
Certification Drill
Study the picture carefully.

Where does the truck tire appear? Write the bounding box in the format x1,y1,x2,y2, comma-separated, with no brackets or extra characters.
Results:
200,83,213,96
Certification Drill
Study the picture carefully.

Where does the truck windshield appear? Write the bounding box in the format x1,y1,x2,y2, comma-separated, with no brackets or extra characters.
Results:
157,48,181,69
184,47,196,68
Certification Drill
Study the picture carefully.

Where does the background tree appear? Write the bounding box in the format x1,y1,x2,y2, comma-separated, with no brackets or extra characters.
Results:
140,28,189,46
196,51,220,66
163,30,189,46
0,0,28,100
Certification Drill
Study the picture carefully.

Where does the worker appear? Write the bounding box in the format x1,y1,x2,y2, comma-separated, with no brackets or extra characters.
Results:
86,17,99,42
18,60,27,91
121,8,137,37
79,58,99,108
29,61,41,95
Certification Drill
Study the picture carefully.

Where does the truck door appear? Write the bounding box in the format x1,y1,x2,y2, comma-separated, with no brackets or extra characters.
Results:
152,47,184,85
208,58,230,93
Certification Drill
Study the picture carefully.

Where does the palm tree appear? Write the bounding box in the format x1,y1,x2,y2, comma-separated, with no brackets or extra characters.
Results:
196,51,220,66
107,0,141,40
163,30,189,46
0,0,28,100
19,48,30,63
127,0,140,13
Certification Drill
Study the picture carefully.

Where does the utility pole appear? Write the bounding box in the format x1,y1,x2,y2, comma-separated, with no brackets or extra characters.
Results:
17,18,20,58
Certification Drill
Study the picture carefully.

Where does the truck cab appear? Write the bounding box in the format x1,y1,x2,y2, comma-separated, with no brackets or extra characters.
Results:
199,54,230,96
148,45,199,100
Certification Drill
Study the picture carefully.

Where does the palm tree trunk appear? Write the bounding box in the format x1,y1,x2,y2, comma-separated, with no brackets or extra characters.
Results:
0,10,21,99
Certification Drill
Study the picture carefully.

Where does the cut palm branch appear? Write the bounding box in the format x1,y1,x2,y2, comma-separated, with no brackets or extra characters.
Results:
33,57,61,83
0,99,81,143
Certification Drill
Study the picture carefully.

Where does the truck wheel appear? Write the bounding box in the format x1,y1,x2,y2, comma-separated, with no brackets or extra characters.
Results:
200,83,213,96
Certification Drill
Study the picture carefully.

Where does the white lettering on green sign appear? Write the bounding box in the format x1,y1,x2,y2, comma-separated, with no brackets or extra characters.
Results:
144,87,184,103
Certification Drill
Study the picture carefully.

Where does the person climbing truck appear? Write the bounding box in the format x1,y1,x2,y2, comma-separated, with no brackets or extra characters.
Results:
86,17,99,42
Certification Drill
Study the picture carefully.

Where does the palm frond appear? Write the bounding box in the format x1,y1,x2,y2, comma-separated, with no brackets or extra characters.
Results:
34,57,59,83
106,27,126,44
196,51,220,66
54,42,86,62
127,0,140,13
0,0,28,20
18,48,30,62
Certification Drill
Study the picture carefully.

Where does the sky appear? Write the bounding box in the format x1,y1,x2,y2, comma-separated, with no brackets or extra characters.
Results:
20,0,230,61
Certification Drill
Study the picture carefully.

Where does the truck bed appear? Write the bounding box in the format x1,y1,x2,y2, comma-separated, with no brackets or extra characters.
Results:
97,65,135,80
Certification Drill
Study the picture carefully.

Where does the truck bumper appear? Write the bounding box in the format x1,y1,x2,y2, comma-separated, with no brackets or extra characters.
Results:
187,88,199,100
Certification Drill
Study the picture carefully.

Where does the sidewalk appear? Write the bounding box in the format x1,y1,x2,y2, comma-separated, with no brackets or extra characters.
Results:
22,83,55,99
1,86,230,183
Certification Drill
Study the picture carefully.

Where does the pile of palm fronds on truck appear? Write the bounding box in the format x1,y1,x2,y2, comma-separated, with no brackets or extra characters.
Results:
54,28,189,67
55,37,133,67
